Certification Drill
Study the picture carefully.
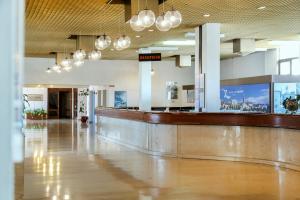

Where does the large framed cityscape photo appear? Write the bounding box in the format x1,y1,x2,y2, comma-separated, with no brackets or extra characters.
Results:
220,83,271,113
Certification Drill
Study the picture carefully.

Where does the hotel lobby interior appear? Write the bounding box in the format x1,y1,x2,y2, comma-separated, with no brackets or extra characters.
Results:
1,0,300,199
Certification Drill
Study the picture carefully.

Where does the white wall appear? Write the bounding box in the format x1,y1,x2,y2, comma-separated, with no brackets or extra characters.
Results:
221,49,278,80
22,87,48,111
151,62,194,107
24,57,195,107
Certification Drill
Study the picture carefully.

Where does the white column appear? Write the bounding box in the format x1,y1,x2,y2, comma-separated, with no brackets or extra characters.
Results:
0,0,24,199
138,48,152,111
195,23,221,112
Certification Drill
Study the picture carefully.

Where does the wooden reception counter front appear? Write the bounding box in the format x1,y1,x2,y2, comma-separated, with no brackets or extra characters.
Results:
96,109,300,171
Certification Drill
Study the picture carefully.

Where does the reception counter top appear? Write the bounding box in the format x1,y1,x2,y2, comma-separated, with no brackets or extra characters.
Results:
96,108,300,171
96,108,300,130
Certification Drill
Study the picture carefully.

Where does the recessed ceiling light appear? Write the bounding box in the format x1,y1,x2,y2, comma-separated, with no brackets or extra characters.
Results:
203,14,210,17
136,35,141,38
257,6,266,10
148,29,154,32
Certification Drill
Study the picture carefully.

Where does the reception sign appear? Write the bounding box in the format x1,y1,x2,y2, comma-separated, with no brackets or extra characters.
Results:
220,83,270,113
139,53,161,62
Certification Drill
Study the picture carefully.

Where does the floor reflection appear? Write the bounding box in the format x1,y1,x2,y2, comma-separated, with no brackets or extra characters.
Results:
17,119,300,200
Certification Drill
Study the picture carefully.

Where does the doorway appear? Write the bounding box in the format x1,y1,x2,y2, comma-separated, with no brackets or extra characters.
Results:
48,88,77,119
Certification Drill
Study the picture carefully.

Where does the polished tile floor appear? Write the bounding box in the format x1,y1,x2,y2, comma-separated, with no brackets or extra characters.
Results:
16,119,300,200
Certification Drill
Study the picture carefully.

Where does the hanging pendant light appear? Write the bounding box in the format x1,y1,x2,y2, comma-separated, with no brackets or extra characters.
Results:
138,9,156,28
130,14,145,32
156,13,172,32
73,49,86,60
52,63,62,73
118,35,131,49
88,50,102,60
52,63,61,71
63,65,72,72
61,58,72,68
73,60,84,67
95,34,112,50
113,38,123,51
165,8,182,28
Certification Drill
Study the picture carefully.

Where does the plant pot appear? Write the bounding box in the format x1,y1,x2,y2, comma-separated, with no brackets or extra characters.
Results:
26,113,47,120
81,116,88,123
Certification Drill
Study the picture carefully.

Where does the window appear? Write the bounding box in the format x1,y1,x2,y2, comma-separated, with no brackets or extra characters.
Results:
292,59,300,75
279,61,291,75
278,45,300,75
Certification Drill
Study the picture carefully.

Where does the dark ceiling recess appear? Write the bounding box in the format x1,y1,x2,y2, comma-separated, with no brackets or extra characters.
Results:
158,0,168,4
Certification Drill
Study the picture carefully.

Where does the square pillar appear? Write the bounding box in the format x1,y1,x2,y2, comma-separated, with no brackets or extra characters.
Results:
138,48,152,111
0,0,24,199
195,23,221,112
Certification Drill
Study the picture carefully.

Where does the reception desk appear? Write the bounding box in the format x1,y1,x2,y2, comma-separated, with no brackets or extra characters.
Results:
96,109,300,171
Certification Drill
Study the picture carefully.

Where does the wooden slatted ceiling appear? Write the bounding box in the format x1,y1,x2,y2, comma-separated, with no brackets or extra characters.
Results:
25,0,300,59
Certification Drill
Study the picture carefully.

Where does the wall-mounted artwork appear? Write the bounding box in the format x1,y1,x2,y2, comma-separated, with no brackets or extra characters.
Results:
166,82,178,100
274,83,300,114
114,91,127,108
220,83,270,113
187,90,195,103
27,94,43,101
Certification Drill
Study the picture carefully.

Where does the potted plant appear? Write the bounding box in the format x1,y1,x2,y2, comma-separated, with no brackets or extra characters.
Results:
282,95,300,115
79,89,89,123
25,109,47,120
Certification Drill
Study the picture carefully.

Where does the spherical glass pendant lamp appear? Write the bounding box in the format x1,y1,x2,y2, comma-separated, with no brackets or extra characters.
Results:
165,9,182,28
138,9,156,28
113,38,124,51
61,58,72,68
95,35,111,50
118,35,131,49
52,63,61,71
130,14,145,32
88,50,102,60
155,14,172,32
63,65,72,72
73,60,84,67
73,49,86,60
